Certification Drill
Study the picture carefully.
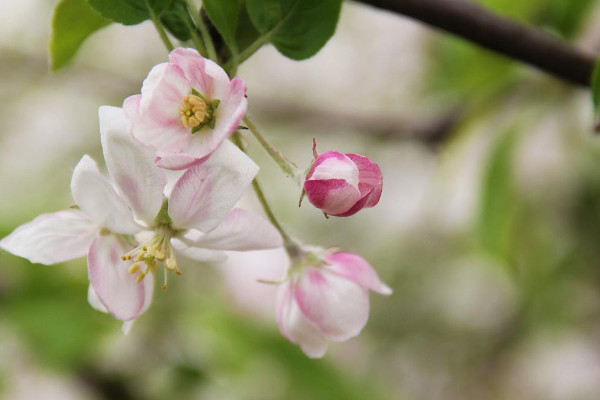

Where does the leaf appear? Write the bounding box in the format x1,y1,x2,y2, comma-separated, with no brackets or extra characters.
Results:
50,0,111,71
86,0,172,25
246,0,342,60
161,1,194,41
203,0,244,53
478,129,520,261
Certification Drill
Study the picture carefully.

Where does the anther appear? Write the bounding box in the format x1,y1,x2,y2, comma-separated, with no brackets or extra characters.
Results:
135,272,145,284
128,263,139,274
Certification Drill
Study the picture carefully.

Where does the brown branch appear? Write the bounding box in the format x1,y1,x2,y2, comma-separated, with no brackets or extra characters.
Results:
353,0,597,87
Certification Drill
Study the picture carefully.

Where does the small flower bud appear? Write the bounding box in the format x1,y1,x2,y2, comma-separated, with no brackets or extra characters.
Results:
303,150,383,217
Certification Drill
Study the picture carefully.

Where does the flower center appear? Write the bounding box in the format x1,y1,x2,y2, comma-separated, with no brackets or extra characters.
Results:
121,224,181,291
178,89,221,134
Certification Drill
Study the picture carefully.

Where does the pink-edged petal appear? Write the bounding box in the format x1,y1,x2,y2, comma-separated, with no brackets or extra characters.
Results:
187,208,282,251
345,153,383,208
155,152,208,170
88,284,108,313
324,252,392,295
0,210,96,265
307,152,359,187
100,106,167,225
171,237,227,262
276,283,329,358
139,62,189,117
294,268,370,342
71,155,140,234
304,179,361,215
169,48,230,96
88,234,154,321
168,141,258,231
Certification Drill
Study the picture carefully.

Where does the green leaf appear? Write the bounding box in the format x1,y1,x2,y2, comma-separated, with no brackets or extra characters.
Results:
161,1,194,41
592,58,600,118
50,0,111,71
478,129,520,261
86,0,172,25
246,0,342,60
203,0,244,53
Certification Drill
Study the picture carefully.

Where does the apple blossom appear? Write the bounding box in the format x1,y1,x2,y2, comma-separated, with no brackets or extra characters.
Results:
304,148,383,217
277,249,391,358
1,105,281,326
123,47,247,170
0,151,154,322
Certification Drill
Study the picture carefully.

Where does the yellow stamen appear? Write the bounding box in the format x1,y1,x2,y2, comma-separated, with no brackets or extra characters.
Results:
180,94,208,128
135,272,145,284
128,263,139,274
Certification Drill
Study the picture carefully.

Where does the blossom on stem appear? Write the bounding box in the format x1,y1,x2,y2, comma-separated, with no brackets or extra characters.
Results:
276,249,391,358
1,105,281,327
303,146,383,217
123,47,247,170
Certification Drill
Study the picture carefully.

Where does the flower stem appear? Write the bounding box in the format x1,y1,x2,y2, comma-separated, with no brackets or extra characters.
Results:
182,13,207,56
224,34,271,71
145,0,174,52
185,0,218,62
243,116,298,179
231,133,302,258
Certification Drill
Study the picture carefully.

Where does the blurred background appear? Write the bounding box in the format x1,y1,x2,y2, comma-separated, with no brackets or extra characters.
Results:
2,0,600,399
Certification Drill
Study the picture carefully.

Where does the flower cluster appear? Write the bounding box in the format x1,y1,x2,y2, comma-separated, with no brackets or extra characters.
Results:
0,48,389,358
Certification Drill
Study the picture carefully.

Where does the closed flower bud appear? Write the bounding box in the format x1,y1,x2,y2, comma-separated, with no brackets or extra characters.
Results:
303,151,382,217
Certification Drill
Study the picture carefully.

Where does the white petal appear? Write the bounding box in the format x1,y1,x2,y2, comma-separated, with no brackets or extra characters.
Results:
276,283,329,358
171,237,227,262
168,141,258,231
295,268,370,342
71,155,141,234
88,234,154,321
0,210,96,265
87,284,108,313
100,106,167,225
187,208,282,251
308,152,360,189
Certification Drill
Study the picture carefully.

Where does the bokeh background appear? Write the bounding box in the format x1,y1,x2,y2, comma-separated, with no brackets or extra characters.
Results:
2,0,600,399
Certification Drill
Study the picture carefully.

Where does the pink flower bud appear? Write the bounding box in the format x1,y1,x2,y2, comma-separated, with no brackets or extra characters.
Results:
276,251,391,358
304,152,382,216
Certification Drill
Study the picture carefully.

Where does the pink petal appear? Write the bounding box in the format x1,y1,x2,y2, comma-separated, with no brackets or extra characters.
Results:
294,268,370,342
169,48,230,96
307,152,359,186
304,179,361,215
324,252,392,295
168,141,258,231
88,234,154,321
346,153,383,208
140,62,189,117
170,237,227,262
276,282,329,358
71,155,141,234
0,210,96,265
187,208,282,251
100,106,167,226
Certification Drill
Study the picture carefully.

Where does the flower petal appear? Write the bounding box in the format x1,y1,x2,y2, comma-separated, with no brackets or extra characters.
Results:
325,252,392,295
307,152,359,187
71,155,140,234
168,141,258,231
304,179,361,216
88,234,154,321
346,153,383,208
169,48,230,96
87,284,108,313
186,208,282,251
277,283,329,358
100,106,167,226
171,237,227,262
294,268,370,342
0,210,96,265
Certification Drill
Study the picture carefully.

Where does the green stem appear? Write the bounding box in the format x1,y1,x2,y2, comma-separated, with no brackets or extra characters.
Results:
185,0,218,61
243,116,297,179
231,134,302,258
225,34,270,71
145,0,174,51
182,14,207,56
